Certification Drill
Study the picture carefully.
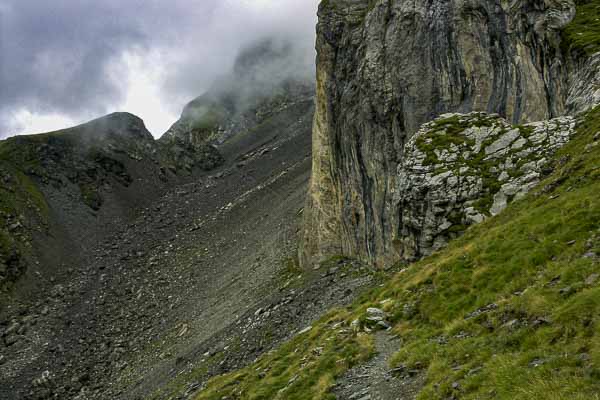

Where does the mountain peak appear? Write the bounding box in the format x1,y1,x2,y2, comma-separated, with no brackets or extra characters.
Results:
63,112,153,142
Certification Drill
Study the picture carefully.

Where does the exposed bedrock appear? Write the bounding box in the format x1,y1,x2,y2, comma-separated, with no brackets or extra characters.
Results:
395,111,575,261
301,0,597,267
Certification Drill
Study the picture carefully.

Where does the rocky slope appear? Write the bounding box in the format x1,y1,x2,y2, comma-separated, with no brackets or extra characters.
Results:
301,0,599,267
0,110,313,399
0,38,322,399
0,112,222,307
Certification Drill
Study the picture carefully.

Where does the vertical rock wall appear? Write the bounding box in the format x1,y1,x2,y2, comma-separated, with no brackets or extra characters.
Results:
301,0,578,267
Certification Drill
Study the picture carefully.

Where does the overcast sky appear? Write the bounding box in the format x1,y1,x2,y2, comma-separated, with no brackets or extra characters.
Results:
0,0,319,138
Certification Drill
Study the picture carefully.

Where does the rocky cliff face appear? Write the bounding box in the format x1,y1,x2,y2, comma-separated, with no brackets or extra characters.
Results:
302,0,597,267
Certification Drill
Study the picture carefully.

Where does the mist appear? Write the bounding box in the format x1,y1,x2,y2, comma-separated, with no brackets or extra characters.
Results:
0,0,319,138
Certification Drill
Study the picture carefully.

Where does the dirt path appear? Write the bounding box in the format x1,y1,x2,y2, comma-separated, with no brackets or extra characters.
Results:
334,332,424,400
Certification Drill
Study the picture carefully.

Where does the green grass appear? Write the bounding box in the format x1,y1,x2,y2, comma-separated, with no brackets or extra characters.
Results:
562,0,600,56
0,160,49,294
195,309,374,400
2,169,48,217
0,162,49,221
374,107,600,399
0,138,51,220
189,106,600,399
0,137,52,296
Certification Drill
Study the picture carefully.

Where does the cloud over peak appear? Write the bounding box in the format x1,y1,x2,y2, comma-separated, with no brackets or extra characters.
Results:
0,0,318,138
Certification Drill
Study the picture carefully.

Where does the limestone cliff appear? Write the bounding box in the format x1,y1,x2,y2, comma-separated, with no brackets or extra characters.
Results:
302,0,597,267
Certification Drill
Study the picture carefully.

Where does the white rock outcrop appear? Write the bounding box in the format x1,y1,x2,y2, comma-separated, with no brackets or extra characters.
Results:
394,112,575,261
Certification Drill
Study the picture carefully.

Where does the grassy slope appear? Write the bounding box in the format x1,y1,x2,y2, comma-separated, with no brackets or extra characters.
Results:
0,131,75,238
190,105,600,400
562,0,600,55
0,142,46,296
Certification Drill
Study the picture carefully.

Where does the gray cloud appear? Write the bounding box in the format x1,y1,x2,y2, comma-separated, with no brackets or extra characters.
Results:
0,0,318,137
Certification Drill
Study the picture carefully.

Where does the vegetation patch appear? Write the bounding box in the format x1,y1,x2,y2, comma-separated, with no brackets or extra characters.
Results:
414,113,538,214
0,153,48,296
561,0,600,56
189,106,226,134
194,309,374,400
415,113,499,167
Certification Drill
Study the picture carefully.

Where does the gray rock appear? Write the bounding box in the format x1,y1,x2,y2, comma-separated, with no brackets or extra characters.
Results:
376,321,391,330
366,308,385,318
485,129,521,155
391,113,575,260
585,274,599,286
301,0,589,268
4,334,19,346
4,322,20,337
16,324,27,335
490,191,509,217
32,370,52,388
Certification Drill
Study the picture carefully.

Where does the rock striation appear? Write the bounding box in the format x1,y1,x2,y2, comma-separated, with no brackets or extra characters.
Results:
567,53,600,114
301,0,596,267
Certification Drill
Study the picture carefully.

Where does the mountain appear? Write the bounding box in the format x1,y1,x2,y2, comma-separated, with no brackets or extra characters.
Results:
2,1,600,400
161,38,314,148
187,1,600,399
0,37,315,308
0,39,321,400
301,0,600,268
0,112,222,304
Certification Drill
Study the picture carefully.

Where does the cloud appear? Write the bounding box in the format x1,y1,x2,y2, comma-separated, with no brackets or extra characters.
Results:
0,0,318,138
